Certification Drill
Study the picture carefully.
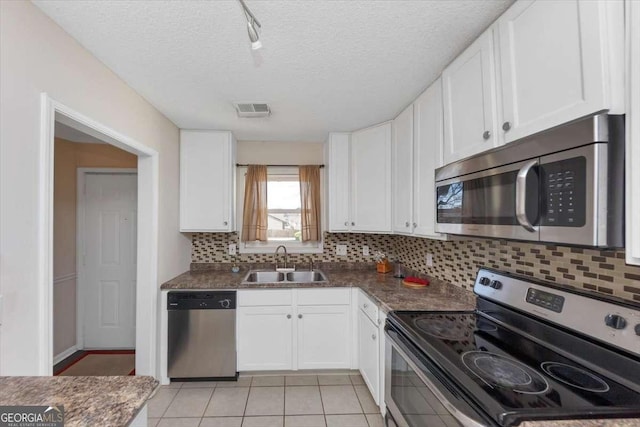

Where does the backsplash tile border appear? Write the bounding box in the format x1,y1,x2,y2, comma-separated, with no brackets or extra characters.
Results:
191,232,640,303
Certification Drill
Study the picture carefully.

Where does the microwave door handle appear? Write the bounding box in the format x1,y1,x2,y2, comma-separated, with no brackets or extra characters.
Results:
516,160,538,232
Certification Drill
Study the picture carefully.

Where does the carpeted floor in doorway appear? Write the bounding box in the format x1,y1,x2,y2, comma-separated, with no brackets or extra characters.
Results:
55,350,135,376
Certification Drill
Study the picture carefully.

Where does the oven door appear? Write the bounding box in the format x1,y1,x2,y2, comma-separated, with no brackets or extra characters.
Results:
435,159,540,241
385,327,494,427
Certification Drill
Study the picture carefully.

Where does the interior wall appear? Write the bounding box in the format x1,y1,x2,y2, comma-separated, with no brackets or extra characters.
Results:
0,1,191,375
53,138,137,358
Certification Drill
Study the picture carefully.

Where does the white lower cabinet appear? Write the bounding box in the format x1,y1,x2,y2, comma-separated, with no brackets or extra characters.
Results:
237,305,294,371
297,305,351,369
237,288,351,371
358,308,380,404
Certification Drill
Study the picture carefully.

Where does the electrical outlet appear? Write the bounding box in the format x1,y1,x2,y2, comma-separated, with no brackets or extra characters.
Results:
336,244,348,256
362,245,370,256
426,253,433,267
228,243,237,255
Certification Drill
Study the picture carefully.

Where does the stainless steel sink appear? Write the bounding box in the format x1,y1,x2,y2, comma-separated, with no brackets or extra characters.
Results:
286,271,328,283
243,271,285,283
241,270,327,284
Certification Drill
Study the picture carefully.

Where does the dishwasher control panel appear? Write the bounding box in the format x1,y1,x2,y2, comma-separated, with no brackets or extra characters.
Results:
167,291,236,310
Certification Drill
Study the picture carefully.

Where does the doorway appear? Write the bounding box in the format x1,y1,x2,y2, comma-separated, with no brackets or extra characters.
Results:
40,94,159,376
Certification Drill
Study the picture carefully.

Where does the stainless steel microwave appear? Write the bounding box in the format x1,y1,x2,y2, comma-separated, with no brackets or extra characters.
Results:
434,114,624,247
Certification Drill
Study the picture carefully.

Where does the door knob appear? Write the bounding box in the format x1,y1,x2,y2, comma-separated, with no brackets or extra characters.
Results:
344,221,349,226
298,314,303,319
413,222,417,228
223,221,228,226
405,221,410,227
502,122,511,131
351,222,355,226
482,131,491,140
372,334,377,340
287,314,292,319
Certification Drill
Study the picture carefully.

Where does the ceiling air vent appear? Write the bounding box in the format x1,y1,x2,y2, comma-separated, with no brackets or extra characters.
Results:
233,102,271,118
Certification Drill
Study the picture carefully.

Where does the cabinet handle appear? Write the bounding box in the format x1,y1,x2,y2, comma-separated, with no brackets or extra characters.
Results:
351,222,355,226
344,221,349,226
482,131,491,140
413,222,417,228
502,121,511,131
405,221,410,227
363,303,368,309
287,314,292,319
372,334,377,340
223,221,228,226
298,314,303,319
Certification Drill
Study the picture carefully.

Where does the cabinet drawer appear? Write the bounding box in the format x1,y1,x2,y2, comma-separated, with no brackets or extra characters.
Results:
359,290,379,324
297,288,350,306
238,289,293,306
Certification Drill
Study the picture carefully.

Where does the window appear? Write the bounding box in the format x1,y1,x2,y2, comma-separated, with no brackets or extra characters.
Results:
238,167,323,253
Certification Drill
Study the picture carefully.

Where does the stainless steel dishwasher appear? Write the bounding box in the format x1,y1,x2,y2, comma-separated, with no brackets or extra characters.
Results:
167,291,237,380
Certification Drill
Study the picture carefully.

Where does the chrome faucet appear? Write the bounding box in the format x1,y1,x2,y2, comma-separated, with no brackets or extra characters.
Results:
309,257,314,271
275,245,288,269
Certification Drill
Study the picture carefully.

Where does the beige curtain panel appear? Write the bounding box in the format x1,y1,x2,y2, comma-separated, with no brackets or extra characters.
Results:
241,165,268,242
299,165,322,242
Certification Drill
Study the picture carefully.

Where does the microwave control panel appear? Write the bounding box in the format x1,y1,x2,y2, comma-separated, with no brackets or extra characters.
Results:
540,156,586,227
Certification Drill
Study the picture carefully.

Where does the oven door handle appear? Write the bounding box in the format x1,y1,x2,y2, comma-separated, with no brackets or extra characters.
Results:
516,159,539,232
386,329,488,427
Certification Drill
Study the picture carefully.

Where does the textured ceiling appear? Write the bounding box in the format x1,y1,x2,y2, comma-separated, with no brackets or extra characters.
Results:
33,0,513,142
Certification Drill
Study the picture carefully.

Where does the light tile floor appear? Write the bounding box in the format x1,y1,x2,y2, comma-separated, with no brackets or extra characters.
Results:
148,374,385,427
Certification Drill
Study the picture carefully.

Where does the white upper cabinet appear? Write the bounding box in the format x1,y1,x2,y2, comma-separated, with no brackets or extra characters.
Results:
326,133,351,232
326,125,392,233
442,28,499,164
497,0,624,143
392,104,414,234
351,123,392,233
627,0,640,266
413,78,446,239
180,130,236,232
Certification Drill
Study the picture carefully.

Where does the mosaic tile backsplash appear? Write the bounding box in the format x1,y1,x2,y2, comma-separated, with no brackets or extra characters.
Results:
191,232,640,303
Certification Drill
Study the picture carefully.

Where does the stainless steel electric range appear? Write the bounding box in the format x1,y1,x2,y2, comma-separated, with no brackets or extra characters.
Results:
385,268,640,427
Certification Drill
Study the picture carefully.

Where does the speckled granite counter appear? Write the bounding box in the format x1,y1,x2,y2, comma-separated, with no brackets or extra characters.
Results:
161,264,476,312
0,376,158,427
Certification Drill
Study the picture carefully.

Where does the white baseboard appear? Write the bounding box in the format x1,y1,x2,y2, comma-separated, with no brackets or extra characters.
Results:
53,345,78,365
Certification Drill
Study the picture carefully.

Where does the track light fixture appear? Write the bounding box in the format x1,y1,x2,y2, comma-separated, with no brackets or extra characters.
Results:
238,0,262,50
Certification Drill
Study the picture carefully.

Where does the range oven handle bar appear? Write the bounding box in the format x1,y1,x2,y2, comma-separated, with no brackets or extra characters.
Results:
516,159,539,232
386,328,488,427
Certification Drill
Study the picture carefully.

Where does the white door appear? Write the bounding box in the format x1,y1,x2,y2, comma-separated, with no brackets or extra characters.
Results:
83,173,137,349
237,306,293,371
498,0,616,143
442,28,498,164
297,305,351,370
351,123,392,233
413,79,446,239
392,104,414,234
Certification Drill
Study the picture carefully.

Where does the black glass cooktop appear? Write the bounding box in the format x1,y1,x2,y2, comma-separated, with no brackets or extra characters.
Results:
388,307,640,426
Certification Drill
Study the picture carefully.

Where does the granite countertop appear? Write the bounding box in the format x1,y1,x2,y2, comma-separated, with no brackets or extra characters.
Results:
161,264,476,312
0,376,158,427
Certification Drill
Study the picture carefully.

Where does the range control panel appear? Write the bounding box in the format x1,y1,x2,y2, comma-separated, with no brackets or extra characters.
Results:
474,268,640,356
526,288,565,313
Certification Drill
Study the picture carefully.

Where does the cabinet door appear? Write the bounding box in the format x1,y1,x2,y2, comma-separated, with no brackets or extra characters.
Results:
326,133,352,232
237,306,293,371
358,309,380,404
498,0,621,143
392,105,414,234
442,29,498,164
413,79,446,239
627,0,640,265
297,305,351,370
351,123,392,233
180,130,235,231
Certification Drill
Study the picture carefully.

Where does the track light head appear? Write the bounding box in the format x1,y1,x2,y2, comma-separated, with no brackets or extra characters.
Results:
238,0,262,50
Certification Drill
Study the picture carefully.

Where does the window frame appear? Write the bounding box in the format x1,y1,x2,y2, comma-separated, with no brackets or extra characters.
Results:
236,166,324,254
